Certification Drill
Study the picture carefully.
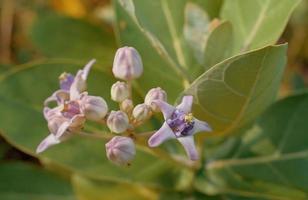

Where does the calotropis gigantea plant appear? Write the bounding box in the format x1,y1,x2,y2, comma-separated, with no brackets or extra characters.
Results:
0,0,306,199
37,46,212,165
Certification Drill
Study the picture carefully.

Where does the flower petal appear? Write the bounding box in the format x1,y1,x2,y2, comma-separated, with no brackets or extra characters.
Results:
176,95,193,114
36,134,60,153
44,90,69,106
69,114,86,130
55,121,71,138
69,59,95,100
177,136,198,160
192,118,212,134
148,122,175,147
43,106,63,120
81,59,96,80
152,100,175,120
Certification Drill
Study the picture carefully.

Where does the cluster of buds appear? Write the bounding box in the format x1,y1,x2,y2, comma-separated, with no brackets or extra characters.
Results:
37,46,211,166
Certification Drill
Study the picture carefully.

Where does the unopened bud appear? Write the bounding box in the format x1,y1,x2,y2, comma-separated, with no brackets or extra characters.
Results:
144,87,167,112
120,99,134,114
105,136,136,166
81,95,108,121
132,104,151,122
112,46,143,80
107,111,129,133
111,81,130,102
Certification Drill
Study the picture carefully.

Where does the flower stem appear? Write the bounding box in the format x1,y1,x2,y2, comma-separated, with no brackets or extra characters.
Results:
77,129,198,170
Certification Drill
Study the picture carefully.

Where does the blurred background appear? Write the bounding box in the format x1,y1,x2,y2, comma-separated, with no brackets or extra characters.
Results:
0,0,307,199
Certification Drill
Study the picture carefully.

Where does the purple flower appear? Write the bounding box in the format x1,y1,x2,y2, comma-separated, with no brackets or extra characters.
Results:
148,96,211,160
36,59,99,153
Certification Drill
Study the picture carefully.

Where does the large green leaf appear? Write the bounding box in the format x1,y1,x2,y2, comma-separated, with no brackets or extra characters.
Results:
196,92,308,199
0,162,75,200
30,14,116,65
193,0,223,19
0,61,179,188
221,0,301,54
182,45,287,136
203,21,233,72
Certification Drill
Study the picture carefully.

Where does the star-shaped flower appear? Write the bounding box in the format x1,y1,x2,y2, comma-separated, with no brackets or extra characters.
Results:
148,96,211,160
36,60,97,153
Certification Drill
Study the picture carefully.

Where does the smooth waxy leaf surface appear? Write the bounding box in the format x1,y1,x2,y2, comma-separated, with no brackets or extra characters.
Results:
221,0,301,54
183,45,287,135
0,61,179,187
0,162,75,200
196,92,308,199
203,21,233,72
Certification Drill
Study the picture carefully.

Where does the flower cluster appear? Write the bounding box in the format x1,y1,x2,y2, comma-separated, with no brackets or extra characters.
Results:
37,46,211,166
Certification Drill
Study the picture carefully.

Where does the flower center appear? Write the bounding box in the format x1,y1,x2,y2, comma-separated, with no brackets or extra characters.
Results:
166,110,195,137
62,101,80,118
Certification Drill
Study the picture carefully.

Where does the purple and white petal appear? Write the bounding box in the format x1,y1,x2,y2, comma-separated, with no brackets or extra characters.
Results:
43,106,63,121
176,95,193,114
54,121,71,138
36,134,60,153
69,59,95,100
152,100,175,120
59,73,75,91
192,118,212,134
69,114,86,130
177,136,199,160
148,122,175,147
81,59,96,80
44,90,69,106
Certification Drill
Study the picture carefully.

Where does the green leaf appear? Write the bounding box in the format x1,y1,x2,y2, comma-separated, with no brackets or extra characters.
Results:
198,92,308,199
0,162,75,200
221,0,301,54
72,174,156,200
114,0,221,100
203,21,233,71
193,0,223,19
182,45,287,136
0,61,180,187
30,14,116,65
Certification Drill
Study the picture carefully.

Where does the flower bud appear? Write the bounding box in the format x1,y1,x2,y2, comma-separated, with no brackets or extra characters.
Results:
111,81,130,102
81,95,108,121
132,104,151,122
112,46,143,80
105,136,136,166
144,87,167,112
107,111,129,133
120,99,134,114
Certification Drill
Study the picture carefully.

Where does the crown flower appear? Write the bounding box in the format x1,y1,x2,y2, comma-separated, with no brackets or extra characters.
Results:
37,46,212,165
148,96,212,160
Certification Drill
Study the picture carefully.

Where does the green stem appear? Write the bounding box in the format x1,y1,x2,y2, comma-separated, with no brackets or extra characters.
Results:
77,130,197,170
